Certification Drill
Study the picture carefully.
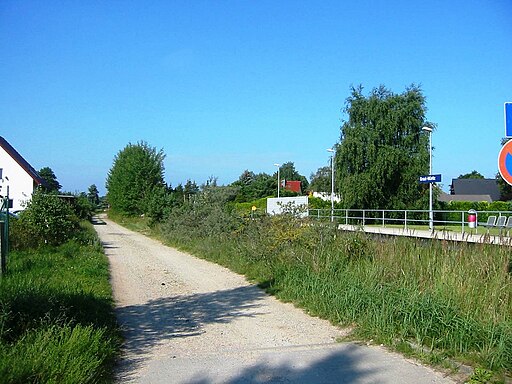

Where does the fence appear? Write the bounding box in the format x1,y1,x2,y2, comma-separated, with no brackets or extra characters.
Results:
308,208,512,234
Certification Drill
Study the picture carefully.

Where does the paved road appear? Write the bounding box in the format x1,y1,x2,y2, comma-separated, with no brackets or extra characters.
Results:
94,217,455,383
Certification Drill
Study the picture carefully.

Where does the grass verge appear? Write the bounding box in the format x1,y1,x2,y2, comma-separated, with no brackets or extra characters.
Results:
0,221,121,383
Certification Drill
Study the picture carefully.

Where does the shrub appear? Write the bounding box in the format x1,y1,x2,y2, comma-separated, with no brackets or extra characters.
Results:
440,200,512,224
163,185,242,241
72,193,95,221
10,191,80,249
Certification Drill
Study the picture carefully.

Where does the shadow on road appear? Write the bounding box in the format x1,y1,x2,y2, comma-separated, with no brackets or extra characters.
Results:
91,216,107,225
187,344,381,384
115,285,267,380
100,241,118,250
114,285,391,384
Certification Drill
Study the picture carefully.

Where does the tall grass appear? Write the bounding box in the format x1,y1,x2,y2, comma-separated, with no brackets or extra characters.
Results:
152,206,512,377
0,222,120,383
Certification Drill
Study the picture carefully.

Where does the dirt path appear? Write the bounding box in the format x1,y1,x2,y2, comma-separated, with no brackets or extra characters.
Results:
94,216,455,383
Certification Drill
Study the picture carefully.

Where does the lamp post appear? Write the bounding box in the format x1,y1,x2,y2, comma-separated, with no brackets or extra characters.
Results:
422,126,433,230
327,148,335,222
274,163,280,198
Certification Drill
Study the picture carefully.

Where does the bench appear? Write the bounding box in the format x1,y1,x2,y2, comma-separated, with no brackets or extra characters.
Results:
495,216,508,235
482,216,496,232
506,216,512,236
482,215,508,235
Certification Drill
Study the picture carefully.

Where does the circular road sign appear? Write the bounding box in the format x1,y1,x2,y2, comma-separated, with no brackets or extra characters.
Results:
498,139,512,186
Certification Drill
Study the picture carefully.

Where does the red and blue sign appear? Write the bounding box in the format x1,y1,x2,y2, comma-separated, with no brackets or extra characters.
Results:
498,139,512,186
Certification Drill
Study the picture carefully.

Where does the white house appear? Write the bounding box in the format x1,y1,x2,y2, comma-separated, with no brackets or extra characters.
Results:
0,136,45,211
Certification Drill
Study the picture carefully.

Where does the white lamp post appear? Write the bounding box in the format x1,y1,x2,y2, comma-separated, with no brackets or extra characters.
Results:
422,126,433,230
327,148,335,222
274,163,280,198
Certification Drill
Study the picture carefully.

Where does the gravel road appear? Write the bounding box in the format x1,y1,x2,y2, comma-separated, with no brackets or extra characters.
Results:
94,216,455,384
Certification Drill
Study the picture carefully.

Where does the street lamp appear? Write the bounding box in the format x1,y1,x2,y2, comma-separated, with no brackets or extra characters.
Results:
422,126,433,230
274,163,280,198
327,148,335,222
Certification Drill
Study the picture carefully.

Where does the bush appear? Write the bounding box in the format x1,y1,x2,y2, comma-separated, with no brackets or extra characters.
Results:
10,191,80,249
72,193,95,221
440,200,512,224
163,185,242,241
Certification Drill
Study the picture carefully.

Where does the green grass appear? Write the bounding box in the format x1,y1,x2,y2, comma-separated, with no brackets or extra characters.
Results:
0,222,120,383
233,197,269,217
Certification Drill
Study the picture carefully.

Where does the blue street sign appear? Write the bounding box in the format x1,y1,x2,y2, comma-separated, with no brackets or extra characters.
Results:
419,174,441,183
506,102,512,138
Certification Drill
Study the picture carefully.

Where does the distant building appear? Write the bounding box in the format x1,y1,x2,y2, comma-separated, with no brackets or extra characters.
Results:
284,180,302,194
267,196,308,217
311,191,341,203
439,178,501,203
0,136,45,211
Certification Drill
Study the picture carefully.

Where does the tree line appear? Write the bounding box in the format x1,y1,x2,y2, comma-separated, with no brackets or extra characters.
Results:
105,84,511,222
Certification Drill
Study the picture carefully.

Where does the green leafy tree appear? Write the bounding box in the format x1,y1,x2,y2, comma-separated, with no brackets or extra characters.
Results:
87,184,100,207
251,173,277,198
335,84,432,210
38,167,61,192
238,170,256,187
73,192,94,221
276,162,309,192
458,170,484,179
184,179,199,202
309,166,331,192
146,184,173,225
106,141,166,216
232,171,276,202
172,184,185,204
12,190,79,248
232,170,257,202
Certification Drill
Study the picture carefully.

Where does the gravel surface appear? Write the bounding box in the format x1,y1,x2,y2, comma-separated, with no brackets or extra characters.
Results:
94,216,456,384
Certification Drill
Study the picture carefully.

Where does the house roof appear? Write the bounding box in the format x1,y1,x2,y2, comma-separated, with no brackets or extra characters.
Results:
451,178,500,201
0,136,44,185
285,180,302,193
439,192,493,203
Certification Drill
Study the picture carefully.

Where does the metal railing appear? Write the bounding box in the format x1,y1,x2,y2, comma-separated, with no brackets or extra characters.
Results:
308,208,512,234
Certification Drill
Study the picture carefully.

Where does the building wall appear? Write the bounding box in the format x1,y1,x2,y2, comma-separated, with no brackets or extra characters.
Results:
267,196,309,218
0,147,35,211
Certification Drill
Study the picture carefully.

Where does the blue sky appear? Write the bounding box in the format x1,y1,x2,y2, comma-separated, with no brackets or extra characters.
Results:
1,1,511,195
